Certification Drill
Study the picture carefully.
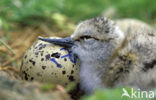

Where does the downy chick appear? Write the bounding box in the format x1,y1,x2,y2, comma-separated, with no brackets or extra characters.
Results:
39,17,156,94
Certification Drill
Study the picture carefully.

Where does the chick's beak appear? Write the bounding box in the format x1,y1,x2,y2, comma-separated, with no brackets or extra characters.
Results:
38,36,74,48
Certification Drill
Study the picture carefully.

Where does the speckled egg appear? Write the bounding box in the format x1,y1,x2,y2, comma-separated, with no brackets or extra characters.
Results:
20,37,80,86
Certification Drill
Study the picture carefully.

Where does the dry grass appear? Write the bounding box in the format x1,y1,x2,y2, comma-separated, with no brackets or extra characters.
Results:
0,26,71,77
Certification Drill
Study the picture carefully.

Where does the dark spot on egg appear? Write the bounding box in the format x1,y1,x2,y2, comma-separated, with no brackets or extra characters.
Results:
62,71,66,74
38,43,43,50
64,58,67,61
38,43,46,50
40,52,43,56
39,46,43,50
68,76,75,82
29,59,36,66
31,77,34,81
51,52,61,58
72,65,74,68
45,54,50,60
23,71,28,80
24,55,27,59
57,64,62,68
42,66,46,70
41,58,44,61
26,68,29,71
43,44,46,48
71,70,74,74
35,52,39,56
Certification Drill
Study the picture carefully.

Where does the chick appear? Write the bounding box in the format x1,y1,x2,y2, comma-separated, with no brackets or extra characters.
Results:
39,17,156,94
115,18,154,35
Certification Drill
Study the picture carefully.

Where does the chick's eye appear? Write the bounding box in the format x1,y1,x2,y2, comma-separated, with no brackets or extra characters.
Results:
80,35,99,41
75,35,99,41
80,35,92,40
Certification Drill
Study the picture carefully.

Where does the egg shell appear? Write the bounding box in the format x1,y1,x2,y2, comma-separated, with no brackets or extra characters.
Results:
20,37,80,86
